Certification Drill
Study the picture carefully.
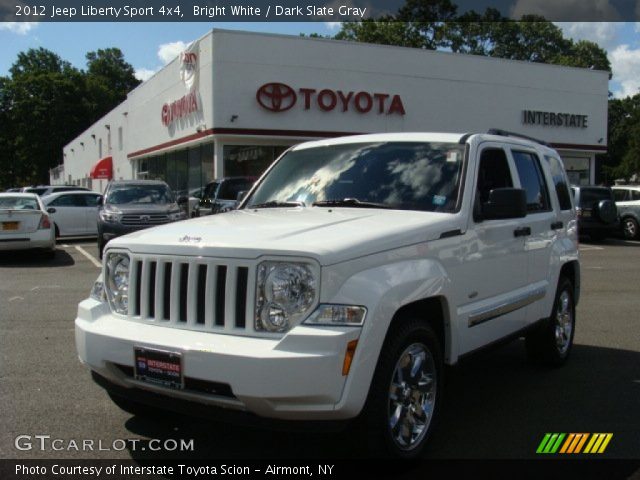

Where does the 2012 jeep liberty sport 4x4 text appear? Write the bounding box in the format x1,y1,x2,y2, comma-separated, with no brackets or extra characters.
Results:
76,131,580,458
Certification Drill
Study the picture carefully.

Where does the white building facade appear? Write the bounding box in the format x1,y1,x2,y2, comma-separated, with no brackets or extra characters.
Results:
56,29,609,193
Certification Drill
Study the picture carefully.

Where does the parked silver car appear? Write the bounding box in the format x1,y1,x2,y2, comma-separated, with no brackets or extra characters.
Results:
612,185,640,240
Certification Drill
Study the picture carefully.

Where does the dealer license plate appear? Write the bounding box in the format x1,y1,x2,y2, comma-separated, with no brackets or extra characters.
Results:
134,347,184,390
2,222,19,231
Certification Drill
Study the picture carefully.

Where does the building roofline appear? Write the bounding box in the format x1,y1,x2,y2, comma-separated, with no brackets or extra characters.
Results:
210,28,611,77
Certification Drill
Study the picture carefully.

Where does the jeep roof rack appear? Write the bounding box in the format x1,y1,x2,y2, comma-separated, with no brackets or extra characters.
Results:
486,128,551,147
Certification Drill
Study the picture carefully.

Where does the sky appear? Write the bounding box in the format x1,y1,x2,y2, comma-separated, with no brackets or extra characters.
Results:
0,21,639,98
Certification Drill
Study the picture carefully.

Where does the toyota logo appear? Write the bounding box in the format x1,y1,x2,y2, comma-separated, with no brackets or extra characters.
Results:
256,83,297,112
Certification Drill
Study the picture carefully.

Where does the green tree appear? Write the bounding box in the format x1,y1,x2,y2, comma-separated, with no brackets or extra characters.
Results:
336,0,458,49
605,94,640,180
0,47,140,187
335,19,426,48
85,48,140,123
552,40,611,72
5,49,89,185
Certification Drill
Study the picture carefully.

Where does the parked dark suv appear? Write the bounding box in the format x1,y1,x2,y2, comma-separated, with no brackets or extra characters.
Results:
571,186,619,241
97,180,186,257
195,177,255,216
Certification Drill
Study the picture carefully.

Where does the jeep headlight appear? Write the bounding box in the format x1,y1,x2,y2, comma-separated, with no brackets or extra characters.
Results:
105,253,130,314
255,261,317,333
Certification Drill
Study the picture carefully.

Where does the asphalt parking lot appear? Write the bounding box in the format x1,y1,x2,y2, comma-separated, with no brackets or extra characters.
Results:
0,237,639,460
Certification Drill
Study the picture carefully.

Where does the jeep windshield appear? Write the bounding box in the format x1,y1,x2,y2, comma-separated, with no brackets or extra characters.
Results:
106,185,174,205
246,142,466,212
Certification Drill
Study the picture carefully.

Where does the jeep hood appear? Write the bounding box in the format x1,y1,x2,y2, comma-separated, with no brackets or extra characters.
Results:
107,207,457,265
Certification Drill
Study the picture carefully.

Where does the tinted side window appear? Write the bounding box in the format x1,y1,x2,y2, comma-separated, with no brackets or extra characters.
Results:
545,156,572,210
513,151,551,212
82,194,101,206
613,189,629,202
632,190,640,201
476,148,513,204
51,195,85,207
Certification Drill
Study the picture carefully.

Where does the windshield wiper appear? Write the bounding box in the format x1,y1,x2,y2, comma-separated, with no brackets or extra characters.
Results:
248,200,306,209
312,198,392,209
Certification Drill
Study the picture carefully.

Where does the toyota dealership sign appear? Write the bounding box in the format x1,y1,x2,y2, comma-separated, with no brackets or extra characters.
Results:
256,82,406,115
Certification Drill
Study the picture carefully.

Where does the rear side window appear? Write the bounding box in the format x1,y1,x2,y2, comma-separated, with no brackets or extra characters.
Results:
82,194,101,206
632,190,640,201
578,188,612,207
512,151,551,212
613,189,629,202
50,195,86,207
545,156,572,210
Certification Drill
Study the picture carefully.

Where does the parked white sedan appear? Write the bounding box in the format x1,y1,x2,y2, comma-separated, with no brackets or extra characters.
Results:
42,191,102,238
0,193,56,256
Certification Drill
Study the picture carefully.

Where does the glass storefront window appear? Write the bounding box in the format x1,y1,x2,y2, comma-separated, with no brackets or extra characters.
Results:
562,156,590,186
135,141,215,195
223,145,289,178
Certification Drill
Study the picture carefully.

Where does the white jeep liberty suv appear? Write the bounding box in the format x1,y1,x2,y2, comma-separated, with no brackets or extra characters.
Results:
76,130,580,458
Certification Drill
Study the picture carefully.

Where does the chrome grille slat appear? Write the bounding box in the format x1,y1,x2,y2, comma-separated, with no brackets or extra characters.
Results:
139,261,151,319
169,261,181,324
186,262,199,326
127,255,253,335
204,263,217,329
154,262,165,321
224,267,238,331
128,259,140,317
244,267,257,331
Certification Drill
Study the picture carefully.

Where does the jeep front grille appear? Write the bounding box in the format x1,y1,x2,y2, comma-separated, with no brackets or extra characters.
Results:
127,255,254,333
121,214,169,226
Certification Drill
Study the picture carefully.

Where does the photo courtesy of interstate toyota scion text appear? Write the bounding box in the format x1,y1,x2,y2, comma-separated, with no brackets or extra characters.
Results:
76,131,580,458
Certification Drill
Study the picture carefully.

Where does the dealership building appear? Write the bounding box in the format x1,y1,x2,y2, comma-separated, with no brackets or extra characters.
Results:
53,29,609,193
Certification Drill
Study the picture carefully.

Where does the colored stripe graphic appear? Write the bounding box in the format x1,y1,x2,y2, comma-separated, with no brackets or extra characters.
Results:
538,433,613,454
537,433,566,453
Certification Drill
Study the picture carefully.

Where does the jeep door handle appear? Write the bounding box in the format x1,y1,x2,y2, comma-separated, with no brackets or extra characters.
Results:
514,227,531,237
551,221,563,230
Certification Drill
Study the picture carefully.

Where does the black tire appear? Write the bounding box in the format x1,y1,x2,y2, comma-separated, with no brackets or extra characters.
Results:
622,216,639,240
359,319,443,458
54,224,60,239
526,277,575,367
107,392,164,418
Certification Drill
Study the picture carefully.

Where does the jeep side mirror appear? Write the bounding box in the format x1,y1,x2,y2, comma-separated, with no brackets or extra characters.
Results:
482,188,527,220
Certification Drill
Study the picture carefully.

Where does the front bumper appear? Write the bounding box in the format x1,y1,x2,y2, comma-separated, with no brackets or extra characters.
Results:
75,299,362,420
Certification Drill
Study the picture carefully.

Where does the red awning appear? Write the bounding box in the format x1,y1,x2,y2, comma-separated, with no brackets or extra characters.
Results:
90,156,113,180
